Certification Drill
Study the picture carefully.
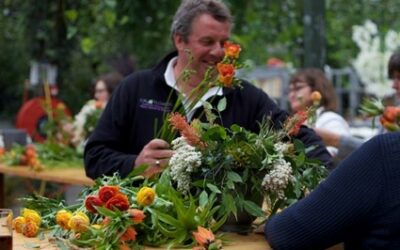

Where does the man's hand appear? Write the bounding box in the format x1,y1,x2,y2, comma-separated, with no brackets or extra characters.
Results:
135,139,173,177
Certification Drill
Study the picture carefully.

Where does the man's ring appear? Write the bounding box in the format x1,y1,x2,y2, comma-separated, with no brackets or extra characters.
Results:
155,160,160,166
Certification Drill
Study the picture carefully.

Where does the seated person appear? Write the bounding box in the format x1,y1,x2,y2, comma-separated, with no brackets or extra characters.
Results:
264,132,400,249
288,68,351,157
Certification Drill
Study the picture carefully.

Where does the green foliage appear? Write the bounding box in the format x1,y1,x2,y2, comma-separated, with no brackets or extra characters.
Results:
2,0,400,118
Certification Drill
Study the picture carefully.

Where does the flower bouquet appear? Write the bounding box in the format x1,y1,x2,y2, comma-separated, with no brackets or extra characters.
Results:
360,98,400,131
14,41,328,249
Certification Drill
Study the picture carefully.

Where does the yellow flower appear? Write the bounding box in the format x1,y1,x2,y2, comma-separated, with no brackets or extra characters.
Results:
56,209,73,230
91,224,102,230
68,212,90,232
13,216,26,233
136,187,155,206
23,221,39,237
22,208,41,226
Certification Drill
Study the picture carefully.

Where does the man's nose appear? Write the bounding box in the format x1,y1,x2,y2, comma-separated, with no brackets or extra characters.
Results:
210,43,224,57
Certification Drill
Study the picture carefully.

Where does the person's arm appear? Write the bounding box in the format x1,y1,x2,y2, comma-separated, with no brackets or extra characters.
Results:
264,134,385,250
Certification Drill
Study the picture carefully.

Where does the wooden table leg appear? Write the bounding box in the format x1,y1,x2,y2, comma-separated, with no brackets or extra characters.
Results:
0,173,4,207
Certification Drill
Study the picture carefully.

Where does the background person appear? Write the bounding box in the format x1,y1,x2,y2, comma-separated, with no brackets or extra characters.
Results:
288,68,351,157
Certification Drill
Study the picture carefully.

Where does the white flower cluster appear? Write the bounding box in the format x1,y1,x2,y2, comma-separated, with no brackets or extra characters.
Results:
169,137,202,194
262,158,294,199
352,20,400,98
72,100,103,147
0,134,4,148
274,142,290,158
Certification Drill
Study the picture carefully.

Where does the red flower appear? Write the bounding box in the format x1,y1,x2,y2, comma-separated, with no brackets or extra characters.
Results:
84,195,103,213
128,209,146,223
120,226,137,241
98,185,120,203
105,193,130,211
224,41,241,59
217,63,235,87
169,113,205,148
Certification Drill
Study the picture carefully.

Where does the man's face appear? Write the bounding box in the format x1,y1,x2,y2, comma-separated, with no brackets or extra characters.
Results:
391,71,400,99
174,14,231,87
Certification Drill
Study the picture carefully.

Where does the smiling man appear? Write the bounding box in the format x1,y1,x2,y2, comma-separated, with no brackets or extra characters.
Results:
84,0,333,179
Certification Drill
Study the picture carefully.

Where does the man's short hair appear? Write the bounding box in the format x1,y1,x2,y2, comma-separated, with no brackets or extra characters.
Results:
388,52,400,79
171,0,233,44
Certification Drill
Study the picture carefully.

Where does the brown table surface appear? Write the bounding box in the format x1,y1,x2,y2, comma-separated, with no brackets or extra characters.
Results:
0,164,94,207
13,231,271,250
0,164,94,186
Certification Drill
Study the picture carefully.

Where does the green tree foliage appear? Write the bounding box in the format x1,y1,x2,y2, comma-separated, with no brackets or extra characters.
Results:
1,0,400,118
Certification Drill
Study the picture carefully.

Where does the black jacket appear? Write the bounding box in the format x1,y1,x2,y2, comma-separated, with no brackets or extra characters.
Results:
84,52,332,179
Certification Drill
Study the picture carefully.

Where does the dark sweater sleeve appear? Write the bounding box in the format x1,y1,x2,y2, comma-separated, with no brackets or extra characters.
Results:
264,134,385,250
84,81,136,179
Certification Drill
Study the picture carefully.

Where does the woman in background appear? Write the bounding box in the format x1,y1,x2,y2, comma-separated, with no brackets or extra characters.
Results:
288,68,351,157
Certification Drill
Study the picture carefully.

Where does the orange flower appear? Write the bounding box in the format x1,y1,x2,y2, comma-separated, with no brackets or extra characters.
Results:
224,41,241,59
120,226,137,241
119,242,131,250
310,91,322,106
13,216,26,233
381,106,400,123
217,63,235,87
95,101,104,109
55,210,73,230
286,110,308,136
23,221,39,237
128,209,146,223
169,113,205,148
192,226,215,247
85,195,103,213
105,193,130,211
98,185,120,203
0,147,5,156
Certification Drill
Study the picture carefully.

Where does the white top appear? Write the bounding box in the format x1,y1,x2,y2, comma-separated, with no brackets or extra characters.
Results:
314,107,351,156
164,57,223,121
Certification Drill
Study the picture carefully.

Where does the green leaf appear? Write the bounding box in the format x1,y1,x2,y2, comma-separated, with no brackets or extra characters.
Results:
199,191,208,208
242,199,265,217
64,9,78,22
217,97,227,112
227,171,243,183
206,183,221,194
81,37,94,54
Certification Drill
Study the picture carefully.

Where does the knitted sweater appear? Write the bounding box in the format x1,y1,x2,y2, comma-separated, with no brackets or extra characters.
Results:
265,132,400,249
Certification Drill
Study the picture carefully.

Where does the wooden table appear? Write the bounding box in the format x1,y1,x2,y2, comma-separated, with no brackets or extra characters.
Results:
0,164,94,207
13,231,271,250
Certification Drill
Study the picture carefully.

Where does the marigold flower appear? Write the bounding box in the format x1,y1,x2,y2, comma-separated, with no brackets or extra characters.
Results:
22,221,39,237
224,41,241,59
192,226,215,247
120,226,137,241
128,209,146,223
13,216,26,233
136,187,156,206
217,63,235,87
22,208,41,226
310,91,322,105
85,195,103,213
68,212,90,233
98,185,120,203
105,193,130,211
56,209,73,230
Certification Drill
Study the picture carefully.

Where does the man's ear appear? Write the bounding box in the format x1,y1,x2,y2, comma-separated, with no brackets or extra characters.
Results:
173,33,185,52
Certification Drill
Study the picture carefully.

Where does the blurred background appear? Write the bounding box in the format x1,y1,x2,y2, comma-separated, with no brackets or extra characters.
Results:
1,0,399,130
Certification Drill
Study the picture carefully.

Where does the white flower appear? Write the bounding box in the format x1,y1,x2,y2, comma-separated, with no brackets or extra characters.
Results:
352,20,399,98
0,135,4,148
169,137,202,194
262,158,293,199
